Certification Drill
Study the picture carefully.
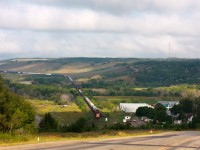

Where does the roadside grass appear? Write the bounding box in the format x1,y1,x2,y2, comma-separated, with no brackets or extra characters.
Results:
0,130,164,146
0,133,36,145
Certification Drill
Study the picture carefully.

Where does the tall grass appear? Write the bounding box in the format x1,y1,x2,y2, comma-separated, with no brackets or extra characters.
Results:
0,133,35,145
0,130,162,145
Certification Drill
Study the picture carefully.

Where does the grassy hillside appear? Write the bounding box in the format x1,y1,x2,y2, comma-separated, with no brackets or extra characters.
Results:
1,58,200,87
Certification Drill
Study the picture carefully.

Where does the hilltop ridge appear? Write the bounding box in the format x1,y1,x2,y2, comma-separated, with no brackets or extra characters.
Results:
0,57,200,87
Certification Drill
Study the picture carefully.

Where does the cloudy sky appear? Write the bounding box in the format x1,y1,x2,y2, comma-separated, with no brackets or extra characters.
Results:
0,0,200,59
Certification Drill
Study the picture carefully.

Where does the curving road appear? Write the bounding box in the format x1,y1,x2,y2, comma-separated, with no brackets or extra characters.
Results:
1,131,200,150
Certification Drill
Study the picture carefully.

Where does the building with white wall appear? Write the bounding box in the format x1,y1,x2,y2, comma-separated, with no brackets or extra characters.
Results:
119,103,153,113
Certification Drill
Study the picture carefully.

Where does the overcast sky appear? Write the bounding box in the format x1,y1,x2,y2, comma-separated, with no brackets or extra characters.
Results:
0,0,200,59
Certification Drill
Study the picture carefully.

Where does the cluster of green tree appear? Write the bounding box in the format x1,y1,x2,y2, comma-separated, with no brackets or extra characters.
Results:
171,98,193,115
0,76,35,134
76,59,200,87
92,99,115,110
82,86,181,97
25,75,70,86
61,117,96,133
8,83,70,103
75,96,88,112
39,113,96,133
38,113,58,132
136,103,171,123
134,60,200,86
108,88,180,97
81,79,127,89
106,123,132,130
171,98,200,127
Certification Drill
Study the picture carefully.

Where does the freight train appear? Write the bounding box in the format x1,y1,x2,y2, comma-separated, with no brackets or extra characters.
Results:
67,76,101,118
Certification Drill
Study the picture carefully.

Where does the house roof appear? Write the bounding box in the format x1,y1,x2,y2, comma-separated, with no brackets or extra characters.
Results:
158,101,179,108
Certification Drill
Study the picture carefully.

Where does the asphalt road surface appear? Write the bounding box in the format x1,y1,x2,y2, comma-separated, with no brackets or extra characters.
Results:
1,131,200,150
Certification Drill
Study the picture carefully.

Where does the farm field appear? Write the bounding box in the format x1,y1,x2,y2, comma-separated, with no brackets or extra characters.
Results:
27,100,86,125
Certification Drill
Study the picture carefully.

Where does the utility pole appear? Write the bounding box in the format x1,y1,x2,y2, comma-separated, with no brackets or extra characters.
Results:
168,43,171,59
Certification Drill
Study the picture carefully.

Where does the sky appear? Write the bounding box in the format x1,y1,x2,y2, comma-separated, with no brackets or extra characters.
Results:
0,0,200,59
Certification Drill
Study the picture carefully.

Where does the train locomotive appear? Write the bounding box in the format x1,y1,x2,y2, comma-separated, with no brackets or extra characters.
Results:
67,76,101,119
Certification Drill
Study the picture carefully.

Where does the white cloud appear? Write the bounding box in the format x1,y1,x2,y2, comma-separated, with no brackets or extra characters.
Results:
15,0,200,14
0,31,22,53
0,3,199,36
0,0,199,58
0,30,199,58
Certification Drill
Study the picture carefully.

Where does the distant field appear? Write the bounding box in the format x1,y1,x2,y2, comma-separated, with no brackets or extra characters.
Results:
28,99,82,114
18,81,32,85
54,63,94,74
133,88,147,91
77,75,103,82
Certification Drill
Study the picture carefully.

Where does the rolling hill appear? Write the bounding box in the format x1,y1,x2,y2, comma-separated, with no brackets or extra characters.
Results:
0,57,200,87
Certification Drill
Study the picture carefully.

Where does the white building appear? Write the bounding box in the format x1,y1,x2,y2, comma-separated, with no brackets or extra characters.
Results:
119,103,153,113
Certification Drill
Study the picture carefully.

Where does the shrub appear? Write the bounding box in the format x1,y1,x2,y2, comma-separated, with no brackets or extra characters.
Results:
39,113,58,132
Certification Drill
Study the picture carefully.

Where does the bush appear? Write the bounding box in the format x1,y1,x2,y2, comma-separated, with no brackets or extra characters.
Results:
108,123,132,130
61,117,95,133
0,76,35,133
39,113,58,132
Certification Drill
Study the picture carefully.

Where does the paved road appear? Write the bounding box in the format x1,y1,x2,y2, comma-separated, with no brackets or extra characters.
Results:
1,131,200,150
